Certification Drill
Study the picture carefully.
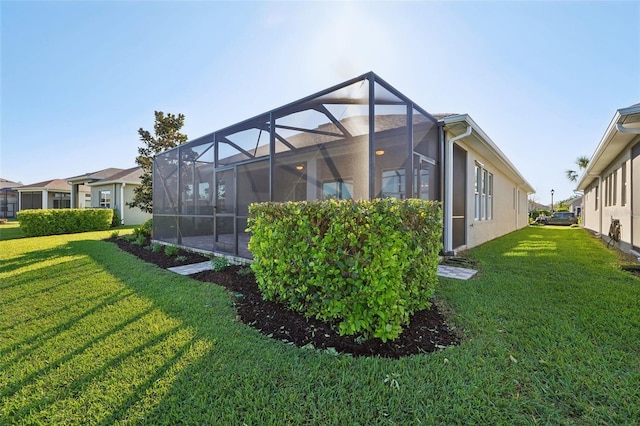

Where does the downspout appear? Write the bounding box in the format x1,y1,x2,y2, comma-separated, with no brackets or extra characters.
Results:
443,124,472,254
120,183,126,225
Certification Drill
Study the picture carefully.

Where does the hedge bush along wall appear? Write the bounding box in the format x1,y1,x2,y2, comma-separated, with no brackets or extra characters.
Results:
17,209,114,237
248,199,443,342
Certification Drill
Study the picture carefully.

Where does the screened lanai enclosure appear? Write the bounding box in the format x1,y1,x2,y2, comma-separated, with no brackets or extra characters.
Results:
153,72,441,259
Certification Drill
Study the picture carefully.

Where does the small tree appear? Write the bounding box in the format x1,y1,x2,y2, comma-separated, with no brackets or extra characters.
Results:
565,155,590,183
129,111,188,213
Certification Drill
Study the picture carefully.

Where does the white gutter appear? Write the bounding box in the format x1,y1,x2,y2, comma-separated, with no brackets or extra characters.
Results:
616,123,640,134
444,124,472,254
120,183,126,225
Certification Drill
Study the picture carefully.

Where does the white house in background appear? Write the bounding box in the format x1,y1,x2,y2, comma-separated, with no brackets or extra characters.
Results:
576,103,640,256
16,179,90,211
67,167,151,225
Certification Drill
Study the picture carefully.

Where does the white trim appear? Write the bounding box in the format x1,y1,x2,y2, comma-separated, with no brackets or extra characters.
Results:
444,124,472,254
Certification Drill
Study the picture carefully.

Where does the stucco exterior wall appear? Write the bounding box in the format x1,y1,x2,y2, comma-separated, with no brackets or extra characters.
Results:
581,148,633,251
457,140,530,250
90,183,150,225
582,183,600,233
123,184,151,225
91,183,148,225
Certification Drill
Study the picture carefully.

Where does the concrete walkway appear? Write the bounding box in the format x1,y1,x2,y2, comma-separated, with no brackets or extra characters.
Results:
437,264,477,280
169,261,477,280
168,261,212,275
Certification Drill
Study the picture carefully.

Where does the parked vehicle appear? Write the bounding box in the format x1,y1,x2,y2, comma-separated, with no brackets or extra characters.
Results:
543,212,577,226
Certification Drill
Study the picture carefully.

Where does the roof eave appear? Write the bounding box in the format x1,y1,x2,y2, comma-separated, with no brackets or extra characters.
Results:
577,106,640,191
440,114,535,194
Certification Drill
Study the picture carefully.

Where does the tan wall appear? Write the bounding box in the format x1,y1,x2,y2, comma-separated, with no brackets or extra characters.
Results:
581,149,633,251
123,184,151,225
457,140,530,250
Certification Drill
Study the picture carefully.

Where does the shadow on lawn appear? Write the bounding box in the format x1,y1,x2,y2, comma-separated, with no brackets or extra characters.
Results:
1,240,218,424
3,238,461,424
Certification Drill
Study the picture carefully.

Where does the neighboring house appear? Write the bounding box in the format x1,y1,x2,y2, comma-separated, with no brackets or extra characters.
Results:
66,167,151,225
152,72,534,259
569,196,583,218
0,178,22,218
16,179,90,211
577,103,640,257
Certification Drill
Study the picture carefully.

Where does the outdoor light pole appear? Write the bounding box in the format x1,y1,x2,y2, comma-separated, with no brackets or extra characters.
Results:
551,189,555,213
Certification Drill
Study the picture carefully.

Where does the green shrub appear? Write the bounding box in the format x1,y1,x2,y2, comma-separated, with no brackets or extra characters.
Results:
133,219,153,239
164,245,180,256
123,234,137,243
110,230,120,239
111,209,121,228
236,266,253,277
248,198,442,342
17,209,113,237
151,242,164,253
211,256,229,272
134,234,147,246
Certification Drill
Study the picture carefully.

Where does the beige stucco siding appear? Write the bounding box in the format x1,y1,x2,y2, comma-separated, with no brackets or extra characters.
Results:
122,184,151,225
458,140,530,250
581,149,633,251
90,183,151,225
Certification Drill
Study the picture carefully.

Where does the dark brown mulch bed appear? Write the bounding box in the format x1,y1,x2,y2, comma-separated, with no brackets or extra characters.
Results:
108,237,461,358
108,237,210,268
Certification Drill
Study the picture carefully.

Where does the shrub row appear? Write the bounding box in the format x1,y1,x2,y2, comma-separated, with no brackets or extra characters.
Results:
17,208,114,237
248,198,442,342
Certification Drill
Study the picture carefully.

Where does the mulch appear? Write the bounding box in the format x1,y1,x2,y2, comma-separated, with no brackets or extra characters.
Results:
107,237,462,358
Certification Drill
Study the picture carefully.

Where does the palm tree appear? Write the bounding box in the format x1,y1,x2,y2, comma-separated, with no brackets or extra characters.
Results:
566,155,590,183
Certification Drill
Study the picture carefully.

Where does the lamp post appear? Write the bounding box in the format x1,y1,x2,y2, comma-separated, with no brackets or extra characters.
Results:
551,189,555,213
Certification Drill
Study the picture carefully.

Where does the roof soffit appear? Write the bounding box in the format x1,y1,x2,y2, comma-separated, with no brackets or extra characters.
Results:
441,114,535,193
577,106,640,190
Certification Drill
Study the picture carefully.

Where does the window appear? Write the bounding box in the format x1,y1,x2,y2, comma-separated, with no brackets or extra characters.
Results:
381,169,405,199
322,180,353,200
622,161,627,206
474,163,493,220
99,190,111,208
52,192,70,209
595,185,599,210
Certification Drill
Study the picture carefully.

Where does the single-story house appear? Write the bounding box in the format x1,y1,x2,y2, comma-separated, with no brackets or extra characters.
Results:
576,103,640,257
0,178,22,218
16,179,90,211
67,167,151,225
569,195,583,218
152,72,534,259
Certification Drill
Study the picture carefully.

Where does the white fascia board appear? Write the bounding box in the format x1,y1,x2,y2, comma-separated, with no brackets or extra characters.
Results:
440,114,535,193
88,180,140,187
618,103,640,116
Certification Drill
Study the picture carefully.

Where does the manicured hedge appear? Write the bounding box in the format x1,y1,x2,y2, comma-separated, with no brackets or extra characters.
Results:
248,198,442,342
17,209,114,237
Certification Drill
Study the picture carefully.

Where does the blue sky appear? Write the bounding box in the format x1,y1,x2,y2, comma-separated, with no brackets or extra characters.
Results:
2,0,639,205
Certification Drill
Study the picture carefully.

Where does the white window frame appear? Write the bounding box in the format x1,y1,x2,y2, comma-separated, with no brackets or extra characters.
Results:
99,190,111,208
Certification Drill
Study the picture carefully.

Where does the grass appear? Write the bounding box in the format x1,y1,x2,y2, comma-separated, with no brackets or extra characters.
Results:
0,220,24,241
1,225,639,424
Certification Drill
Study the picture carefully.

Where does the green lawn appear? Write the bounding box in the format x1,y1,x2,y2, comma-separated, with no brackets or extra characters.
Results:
1,225,639,424
0,220,24,241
